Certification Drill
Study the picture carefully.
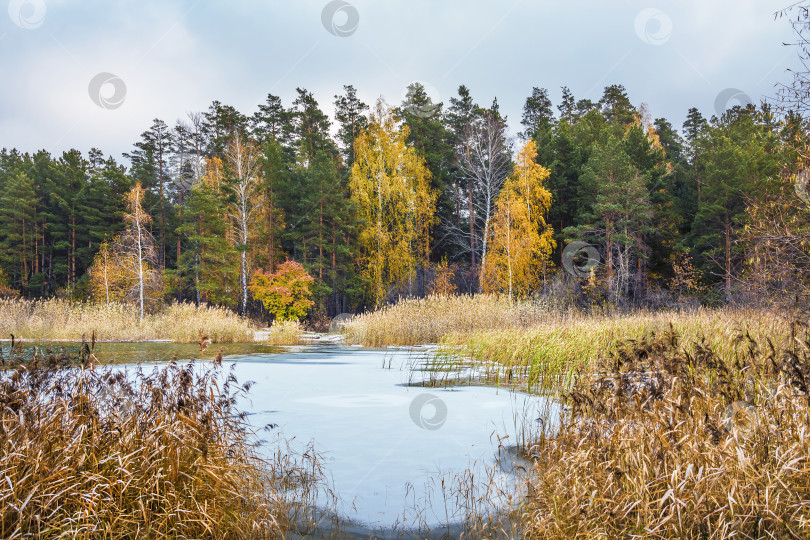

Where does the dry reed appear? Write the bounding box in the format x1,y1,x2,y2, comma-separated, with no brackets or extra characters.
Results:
442,307,787,392
0,347,297,538
254,320,305,346
0,299,256,343
521,321,810,538
344,295,544,346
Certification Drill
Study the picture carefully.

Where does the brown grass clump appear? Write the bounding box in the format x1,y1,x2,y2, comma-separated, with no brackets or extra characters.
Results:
0,299,256,343
255,320,305,346
344,294,543,346
0,348,291,538
521,321,810,538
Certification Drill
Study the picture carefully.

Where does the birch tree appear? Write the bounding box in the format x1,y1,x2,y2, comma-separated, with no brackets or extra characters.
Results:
89,240,118,304
453,107,512,284
350,99,437,307
482,141,555,297
225,132,262,313
114,183,162,319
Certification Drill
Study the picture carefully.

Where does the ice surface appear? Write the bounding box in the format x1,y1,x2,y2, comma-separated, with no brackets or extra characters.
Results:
223,345,558,529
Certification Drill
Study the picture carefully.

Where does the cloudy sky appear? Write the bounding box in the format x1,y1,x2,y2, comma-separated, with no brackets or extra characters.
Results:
0,0,801,160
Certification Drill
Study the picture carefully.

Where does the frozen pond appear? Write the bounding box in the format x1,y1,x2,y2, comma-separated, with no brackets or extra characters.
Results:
21,341,557,534
224,345,557,532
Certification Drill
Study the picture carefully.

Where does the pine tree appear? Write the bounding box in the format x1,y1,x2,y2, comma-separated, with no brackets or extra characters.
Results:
333,85,369,167
203,101,249,157
176,162,239,308
251,93,292,147
689,108,779,301
0,172,36,289
599,84,636,127
259,138,287,274
290,88,334,163
399,82,454,260
445,85,479,244
572,135,653,302
558,86,576,123
521,86,554,139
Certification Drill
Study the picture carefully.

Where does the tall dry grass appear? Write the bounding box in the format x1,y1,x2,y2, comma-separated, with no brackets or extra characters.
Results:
0,298,255,343
344,294,544,346
0,349,298,537
344,295,785,393
254,320,305,346
441,308,787,392
521,322,810,538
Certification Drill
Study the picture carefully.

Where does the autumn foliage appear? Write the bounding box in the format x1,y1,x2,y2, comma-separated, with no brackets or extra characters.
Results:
482,140,555,297
350,99,438,307
88,184,163,316
248,260,315,321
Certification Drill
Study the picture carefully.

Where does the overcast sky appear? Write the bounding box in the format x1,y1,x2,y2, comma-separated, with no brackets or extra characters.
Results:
0,0,801,160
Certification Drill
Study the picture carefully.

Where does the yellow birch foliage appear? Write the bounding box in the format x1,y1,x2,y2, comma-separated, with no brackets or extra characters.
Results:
482,140,555,297
89,240,128,304
202,156,225,189
350,99,437,306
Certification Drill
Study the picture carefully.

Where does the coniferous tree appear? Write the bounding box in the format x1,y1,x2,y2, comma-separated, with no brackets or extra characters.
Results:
689,107,779,301
204,101,249,157
177,160,239,308
251,94,292,148
570,135,653,302
0,172,36,289
558,86,576,123
599,84,636,127
444,85,479,247
333,85,369,168
521,86,554,140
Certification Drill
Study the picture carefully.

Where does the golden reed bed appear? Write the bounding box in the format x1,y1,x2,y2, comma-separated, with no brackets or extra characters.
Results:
0,299,256,343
